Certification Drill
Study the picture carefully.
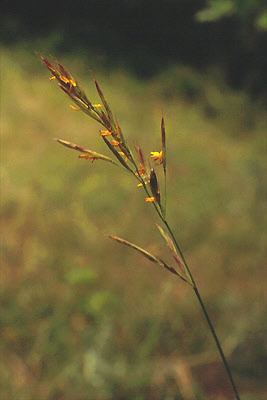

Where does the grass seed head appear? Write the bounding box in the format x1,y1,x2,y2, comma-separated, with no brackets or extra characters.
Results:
149,168,161,205
54,139,115,164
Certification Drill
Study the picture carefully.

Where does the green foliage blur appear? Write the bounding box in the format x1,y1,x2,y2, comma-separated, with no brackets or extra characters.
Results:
1,45,266,400
1,0,267,98
196,0,267,30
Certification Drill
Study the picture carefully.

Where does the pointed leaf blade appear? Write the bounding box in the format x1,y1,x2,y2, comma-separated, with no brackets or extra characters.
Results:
108,235,192,284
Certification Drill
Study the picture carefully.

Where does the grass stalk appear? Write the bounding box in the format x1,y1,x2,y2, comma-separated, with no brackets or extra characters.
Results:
161,220,241,400
41,57,241,399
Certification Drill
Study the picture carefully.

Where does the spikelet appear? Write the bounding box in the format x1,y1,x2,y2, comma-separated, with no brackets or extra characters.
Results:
54,139,115,164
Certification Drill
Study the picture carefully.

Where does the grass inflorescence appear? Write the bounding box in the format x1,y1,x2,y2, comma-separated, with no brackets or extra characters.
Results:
40,56,242,399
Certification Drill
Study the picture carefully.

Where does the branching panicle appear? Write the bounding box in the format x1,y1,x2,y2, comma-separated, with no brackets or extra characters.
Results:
41,56,241,400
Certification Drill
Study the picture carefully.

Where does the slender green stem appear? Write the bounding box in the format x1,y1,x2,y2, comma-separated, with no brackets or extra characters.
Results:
123,148,240,399
161,219,241,400
193,286,241,400
163,170,167,219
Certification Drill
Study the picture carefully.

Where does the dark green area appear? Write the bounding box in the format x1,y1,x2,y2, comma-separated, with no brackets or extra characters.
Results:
1,0,267,97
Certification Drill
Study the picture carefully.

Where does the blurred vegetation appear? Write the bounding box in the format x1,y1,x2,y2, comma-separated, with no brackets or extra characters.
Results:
196,0,267,29
1,0,267,98
1,46,266,399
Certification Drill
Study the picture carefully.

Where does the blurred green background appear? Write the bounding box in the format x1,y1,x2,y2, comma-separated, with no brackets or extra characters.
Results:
1,1,267,399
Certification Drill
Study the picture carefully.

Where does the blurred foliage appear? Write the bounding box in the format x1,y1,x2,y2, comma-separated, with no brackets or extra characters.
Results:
1,46,266,399
1,0,267,98
196,0,267,31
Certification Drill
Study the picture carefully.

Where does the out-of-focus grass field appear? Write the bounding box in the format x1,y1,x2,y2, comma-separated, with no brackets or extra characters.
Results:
1,46,266,400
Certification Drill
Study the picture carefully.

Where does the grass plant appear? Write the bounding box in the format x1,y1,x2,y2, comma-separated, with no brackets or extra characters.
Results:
40,56,243,399
2,47,265,399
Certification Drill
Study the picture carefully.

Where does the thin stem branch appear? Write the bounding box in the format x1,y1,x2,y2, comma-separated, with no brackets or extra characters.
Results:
160,219,241,400
193,286,241,400
138,185,240,398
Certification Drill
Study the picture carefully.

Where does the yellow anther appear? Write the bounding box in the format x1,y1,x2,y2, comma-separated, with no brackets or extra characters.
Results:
78,154,97,163
150,151,163,164
118,152,128,162
110,140,120,147
70,105,81,111
100,130,112,136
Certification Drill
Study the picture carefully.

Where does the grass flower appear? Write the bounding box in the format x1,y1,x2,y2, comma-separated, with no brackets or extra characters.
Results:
150,151,163,164
41,56,241,400
53,138,116,164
